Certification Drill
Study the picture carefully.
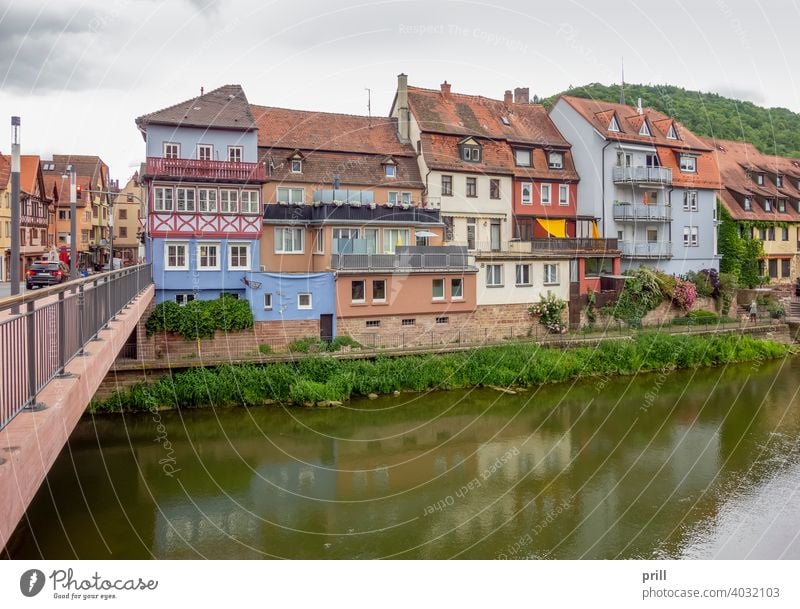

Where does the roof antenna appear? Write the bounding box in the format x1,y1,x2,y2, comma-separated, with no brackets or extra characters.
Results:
619,57,625,105
365,87,372,128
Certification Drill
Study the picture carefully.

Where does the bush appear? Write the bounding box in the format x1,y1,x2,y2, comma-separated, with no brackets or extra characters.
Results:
610,267,664,327
287,337,325,353
327,336,362,351
671,279,697,311
258,344,272,355
529,293,567,333
145,295,254,340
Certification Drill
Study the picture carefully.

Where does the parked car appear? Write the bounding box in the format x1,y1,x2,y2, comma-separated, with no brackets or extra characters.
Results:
25,261,70,289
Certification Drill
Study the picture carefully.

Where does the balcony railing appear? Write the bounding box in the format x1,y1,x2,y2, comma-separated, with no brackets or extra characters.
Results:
331,246,473,272
619,241,673,259
144,157,267,182
613,202,672,221
612,166,672,185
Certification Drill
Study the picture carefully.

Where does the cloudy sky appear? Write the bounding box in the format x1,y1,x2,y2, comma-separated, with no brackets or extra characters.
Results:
1,0,798,180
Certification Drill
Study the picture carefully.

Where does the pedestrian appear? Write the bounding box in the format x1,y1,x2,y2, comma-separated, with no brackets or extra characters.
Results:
750,300,758,323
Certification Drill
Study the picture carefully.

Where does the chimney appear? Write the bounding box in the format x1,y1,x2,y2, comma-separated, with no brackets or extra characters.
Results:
504,90,513,107
200,86,204,96
440,81,451,97
637,97,643,115
514,87,529,104
397,73,410,143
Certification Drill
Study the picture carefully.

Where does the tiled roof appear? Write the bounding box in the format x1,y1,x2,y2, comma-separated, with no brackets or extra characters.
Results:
406,86,569,147
136,85,256,131
656,146,721,190
557,95,712,151
251,106,413,155
263,147,423,190
0,153,9,189
48,155,108,186
20,155,41,195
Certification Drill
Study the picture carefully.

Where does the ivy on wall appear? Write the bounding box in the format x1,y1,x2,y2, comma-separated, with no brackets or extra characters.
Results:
717,201,766,289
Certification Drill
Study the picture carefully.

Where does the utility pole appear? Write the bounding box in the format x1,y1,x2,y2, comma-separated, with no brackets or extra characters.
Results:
108,194,114,269
10,116,20,297
68,166,77,279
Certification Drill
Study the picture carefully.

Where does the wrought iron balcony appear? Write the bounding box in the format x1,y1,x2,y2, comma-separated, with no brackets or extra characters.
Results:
144,157,267,183
619,241,673,259
613,202,672,222
612,166,672,185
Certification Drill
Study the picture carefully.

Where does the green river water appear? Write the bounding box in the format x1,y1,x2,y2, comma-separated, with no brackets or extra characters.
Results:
6,356,800,559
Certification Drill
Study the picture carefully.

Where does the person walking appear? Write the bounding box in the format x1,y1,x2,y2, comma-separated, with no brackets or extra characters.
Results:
750,300,758,323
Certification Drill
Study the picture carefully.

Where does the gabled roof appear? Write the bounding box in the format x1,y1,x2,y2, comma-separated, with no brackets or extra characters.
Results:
47,155,108,186
250,106,413,156
557,95,711,151
406,85,570,147
136,85,256,131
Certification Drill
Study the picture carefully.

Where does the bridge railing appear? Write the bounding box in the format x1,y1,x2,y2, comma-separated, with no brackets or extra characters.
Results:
0,264,152,430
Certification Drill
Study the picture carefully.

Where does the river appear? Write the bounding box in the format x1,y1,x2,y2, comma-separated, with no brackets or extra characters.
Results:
6,356,800,559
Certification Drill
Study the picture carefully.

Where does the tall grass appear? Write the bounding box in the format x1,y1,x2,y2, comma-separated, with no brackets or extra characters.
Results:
91,333,792,413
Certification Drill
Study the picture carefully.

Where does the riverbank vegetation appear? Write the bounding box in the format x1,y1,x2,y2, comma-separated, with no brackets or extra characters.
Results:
145,295,254,339
90,332,792,413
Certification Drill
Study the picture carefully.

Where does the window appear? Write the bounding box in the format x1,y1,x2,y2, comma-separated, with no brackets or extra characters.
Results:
163,143,179,159
514,149,531,166
443,216,455,241
199,188,218,212
679,155,697,173
782,258,791,277
240,191,259,214
782,227,789,241
559,184,569,206
769,259,778,278
373,280,386,302
541,184,551,205
197,144,213,161
777,175,784,187
264,293,273,310
58,210,69,220
466,219,476,251
383,228,409,253
683,227,690,246
521,182,532,205
442,175,453,196
81,229,89,244
313,229,324,254
743,196,752,211
176,187,196,212
366,320,380,328
764,199,773,212
768,226,775,241
351,280,365,303
119,227,128,238
683,190,698,211
617,151,633,167
388,191,399,205
487,178,500,199
385,164,396,178
638,121,651,137
154,187,173,211
228,147,243,163
608,115,620,132
401,192,412,205
197,243,219,270
297,293,312,310
228,243,251,270
666,123,678,139
401,318,416,326
432,278,445,300
276,187,304,204
291,159,302,173
165,242,188,270
543,263,559,285
451,278,463,299
759,227,767,240
461,143,481,162
584,258,613,277
515,264,531,286
548,152,564,169
175,294,195,306
778,199,786,213
119,208,128,220
756,174,764,185
220,190,238,213
466,177,477,197
647,228,659,242
365,228,379,254
683,226,699,247
275,227,304,253
486,264,502,286
436,316,449,324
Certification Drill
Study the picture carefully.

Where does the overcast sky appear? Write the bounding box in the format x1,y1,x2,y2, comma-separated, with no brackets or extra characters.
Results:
1,0,799,180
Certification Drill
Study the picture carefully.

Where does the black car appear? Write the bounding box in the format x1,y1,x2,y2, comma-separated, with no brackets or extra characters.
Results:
26,261,70,289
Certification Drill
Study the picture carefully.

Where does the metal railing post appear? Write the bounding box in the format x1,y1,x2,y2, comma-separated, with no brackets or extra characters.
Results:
91,279,103,341
55,291,74,377
77,284,87,356
23,301,45,411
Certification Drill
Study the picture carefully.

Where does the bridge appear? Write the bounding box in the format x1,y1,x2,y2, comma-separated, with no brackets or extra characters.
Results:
0,265,153,549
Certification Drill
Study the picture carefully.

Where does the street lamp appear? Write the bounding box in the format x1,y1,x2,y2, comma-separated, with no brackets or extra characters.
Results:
62,165,78,279
10,116,20,297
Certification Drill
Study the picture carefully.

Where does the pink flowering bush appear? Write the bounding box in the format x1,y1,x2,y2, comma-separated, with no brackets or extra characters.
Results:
671,279,697,311
528,293,568,333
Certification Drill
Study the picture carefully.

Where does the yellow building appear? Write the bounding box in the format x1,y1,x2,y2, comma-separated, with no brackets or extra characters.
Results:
0,153,10,281
112,173,144,265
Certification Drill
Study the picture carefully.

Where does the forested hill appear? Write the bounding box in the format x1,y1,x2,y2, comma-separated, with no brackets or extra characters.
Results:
544,83,800,158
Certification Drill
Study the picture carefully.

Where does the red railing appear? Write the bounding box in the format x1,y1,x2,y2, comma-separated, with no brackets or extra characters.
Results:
144,157,266,182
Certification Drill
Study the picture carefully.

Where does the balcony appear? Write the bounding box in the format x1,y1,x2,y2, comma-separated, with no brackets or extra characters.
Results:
612,166,672,185
331,246,474,273
613,202,672,222
144,157,266,183
619,241,673,259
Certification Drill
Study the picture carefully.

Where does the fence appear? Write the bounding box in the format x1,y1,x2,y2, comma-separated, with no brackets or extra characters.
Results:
0,264,152,430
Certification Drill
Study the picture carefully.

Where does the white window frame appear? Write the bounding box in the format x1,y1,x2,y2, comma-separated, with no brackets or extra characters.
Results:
297,293,312,310
559,184,569,206
313,228,324,254
432,278,445,301
196,242,220,271
372,279,386,303
276,187,304,205
196,144,213,161
541,184,551,205
744,196,752,211
220,190,238,214
679,155,697,173
683,226,690,247
175,293,195,306
543,263,559,286
683,190,698,212
240,190,260,214
486,264,503,287
274,227,304,254
154,186,174,212
764,199,773,212
383,228,409,253
385,164,396,178
164,241,188,270
514,149,532,167
227,242,251,270
228,146,243,163
176,187,196,212
691,226,699,247
264,293,273,310
451,278,464,300
608,116,620,132
163,142,180,159
290,159,302,173
515,263,531,286
351,280,366,304
548,152,564,169
198,188,218,213
521,182,532,205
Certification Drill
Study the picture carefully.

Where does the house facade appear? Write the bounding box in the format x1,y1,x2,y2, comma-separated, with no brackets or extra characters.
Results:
0,154,10,280
550,96,720,275
112,173,145,265
135,85,266,304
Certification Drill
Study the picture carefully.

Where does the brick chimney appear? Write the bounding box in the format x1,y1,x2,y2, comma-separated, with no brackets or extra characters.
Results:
514,87,529,104
504,90,513,107
396,73,410,143
440,81,451,97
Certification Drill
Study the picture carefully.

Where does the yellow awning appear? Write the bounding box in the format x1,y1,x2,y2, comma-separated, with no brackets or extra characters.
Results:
536,218,567,238
591,221,601,239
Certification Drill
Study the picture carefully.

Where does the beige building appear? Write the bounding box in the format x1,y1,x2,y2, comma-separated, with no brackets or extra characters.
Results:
112,173,144,265
0,154,10,280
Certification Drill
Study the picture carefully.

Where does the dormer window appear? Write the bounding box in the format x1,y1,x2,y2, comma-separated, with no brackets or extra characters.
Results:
459,137,482,163
514,149,531,167
764,198,773,212
385,164,396,178
548,152,564,169
608,115,620,132
638,121,652,137
779,199,786,212
776,175,783,187
666,123,678,140
679,154,697,173
291,159,302,173
500,116,510,126
756,173,764,185
743,196,752,211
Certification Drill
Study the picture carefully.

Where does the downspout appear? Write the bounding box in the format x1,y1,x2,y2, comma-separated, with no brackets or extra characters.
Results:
601,140,612,238
667,186,674,249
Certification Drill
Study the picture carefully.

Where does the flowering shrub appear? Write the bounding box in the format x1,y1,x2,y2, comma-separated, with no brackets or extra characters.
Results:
529,293,567,333
671,279,697,311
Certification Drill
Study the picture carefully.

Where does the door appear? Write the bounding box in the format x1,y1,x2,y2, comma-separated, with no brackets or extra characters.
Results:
490,221,501,251
320,314,334,342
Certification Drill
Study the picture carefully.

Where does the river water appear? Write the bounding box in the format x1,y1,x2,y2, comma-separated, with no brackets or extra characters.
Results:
7,356,800,559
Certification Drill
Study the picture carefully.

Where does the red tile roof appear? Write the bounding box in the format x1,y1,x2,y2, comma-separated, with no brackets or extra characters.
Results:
0,153,9,189
136,85,256,131
20,155,41,195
